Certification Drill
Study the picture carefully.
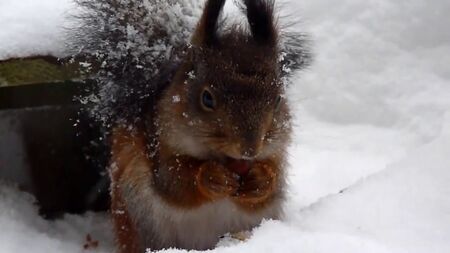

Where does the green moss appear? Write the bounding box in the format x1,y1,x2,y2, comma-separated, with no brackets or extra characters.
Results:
0,58,87,87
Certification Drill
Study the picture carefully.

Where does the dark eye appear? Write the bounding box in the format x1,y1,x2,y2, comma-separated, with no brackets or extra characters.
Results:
201,88,215,111
275,95,282,111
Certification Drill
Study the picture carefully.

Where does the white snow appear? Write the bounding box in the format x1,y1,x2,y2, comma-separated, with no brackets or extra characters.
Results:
0,0,75,60
1,0,450,252
0,184,114,253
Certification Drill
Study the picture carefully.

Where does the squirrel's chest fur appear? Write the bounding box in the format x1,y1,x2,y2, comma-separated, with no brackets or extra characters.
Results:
111,131,283,251
124,177,281,250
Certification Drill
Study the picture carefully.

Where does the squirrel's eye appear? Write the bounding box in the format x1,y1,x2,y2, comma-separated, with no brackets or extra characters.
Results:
201,89,215,111
275,95,282,111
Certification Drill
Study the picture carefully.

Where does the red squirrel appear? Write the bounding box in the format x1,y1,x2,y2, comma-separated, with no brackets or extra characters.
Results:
74,0,310,251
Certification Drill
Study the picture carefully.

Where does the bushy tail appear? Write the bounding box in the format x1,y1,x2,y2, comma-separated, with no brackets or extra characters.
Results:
72,0,202,125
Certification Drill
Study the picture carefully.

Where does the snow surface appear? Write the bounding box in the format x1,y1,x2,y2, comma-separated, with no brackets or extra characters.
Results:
1,0,450,252
0,0,76,60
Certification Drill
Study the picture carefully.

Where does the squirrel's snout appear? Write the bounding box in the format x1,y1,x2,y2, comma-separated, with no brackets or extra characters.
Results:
223,145,261,161
239,132,264,160
223,135,263,160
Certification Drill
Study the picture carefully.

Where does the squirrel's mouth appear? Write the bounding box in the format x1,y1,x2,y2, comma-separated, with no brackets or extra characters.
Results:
221,148,259,161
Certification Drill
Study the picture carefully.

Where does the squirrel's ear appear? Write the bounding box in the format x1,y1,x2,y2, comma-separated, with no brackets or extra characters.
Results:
243,0,277,46
192,0,226,47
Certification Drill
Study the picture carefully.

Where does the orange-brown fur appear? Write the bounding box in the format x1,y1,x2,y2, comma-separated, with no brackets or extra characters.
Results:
111,126,281,252
110,128,146,253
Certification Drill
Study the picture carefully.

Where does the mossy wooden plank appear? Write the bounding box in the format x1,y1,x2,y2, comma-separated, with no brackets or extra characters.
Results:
0,56,96,87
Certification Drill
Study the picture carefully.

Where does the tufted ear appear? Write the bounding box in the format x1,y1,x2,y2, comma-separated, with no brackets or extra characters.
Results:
243,0,277,46
191,0,227,47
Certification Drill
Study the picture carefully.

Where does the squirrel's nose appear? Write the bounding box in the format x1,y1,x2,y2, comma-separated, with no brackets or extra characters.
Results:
240,134,263,159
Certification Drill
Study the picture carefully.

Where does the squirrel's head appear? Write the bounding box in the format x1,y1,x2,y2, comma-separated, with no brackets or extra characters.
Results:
158,0,291,161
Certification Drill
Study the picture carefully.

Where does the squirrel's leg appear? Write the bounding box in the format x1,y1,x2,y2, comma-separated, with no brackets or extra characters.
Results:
110,127,148,253
152,145,240,208
110,185,140,253
232,158,280,212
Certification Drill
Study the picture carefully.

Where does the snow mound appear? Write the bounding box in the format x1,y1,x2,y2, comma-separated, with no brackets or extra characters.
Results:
0,184,114,253
0,0,74,60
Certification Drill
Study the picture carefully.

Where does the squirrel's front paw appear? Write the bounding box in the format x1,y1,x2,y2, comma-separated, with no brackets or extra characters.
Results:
196,161,240,199
232,161,277,205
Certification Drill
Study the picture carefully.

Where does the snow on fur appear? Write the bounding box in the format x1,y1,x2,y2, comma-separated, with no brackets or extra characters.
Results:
72,0,203,124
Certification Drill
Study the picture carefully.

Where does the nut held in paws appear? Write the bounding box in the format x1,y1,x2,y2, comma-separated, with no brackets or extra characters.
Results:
228,160,251,176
